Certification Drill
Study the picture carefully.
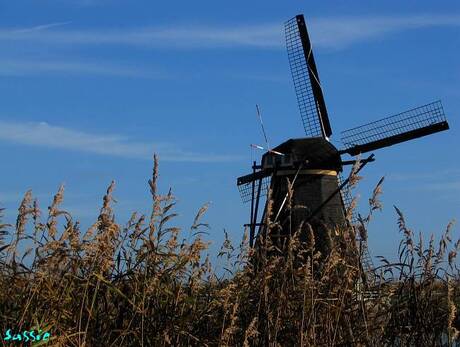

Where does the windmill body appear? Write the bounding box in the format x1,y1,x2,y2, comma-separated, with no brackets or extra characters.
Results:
237,14,450,270
262,138,345,232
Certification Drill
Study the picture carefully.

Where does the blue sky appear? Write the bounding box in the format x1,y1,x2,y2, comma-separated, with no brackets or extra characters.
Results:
0,0,459,261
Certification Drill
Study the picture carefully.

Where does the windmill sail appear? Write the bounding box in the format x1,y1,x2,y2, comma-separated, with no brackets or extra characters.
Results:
338,173,375,276
235,13,451,286
237,173,271,204
285,15,332,138
338,173,357,224
341,100,449,156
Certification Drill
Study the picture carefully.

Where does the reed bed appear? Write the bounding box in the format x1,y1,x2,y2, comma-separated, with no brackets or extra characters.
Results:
0,156,459,346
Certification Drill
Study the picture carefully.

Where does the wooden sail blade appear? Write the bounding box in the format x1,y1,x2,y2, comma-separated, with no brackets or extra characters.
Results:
285,15,332,138
237,171,271,204
341,101,449,156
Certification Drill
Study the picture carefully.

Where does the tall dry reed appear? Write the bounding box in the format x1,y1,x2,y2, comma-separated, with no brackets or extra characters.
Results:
0,156,459,346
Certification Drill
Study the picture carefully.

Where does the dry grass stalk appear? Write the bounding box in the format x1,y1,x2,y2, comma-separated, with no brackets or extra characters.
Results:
0,157,458,346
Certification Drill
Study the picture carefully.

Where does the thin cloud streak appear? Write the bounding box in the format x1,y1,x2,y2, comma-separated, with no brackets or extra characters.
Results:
0,24,283,49
0,121,241,163
420,181,460,191
0,14,458,50
389,169,460,193
0,191,68,204
309,15,460,49
14,21,72,34
389,169,460,182
0,192,27,204
0,59,163,78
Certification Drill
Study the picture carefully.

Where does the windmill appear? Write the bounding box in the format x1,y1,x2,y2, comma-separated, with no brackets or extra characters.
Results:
236,14,450,276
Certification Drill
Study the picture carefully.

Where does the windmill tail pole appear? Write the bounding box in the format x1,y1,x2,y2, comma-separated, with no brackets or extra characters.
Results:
273,163,305,222
306,154,375,224
256,104,270,150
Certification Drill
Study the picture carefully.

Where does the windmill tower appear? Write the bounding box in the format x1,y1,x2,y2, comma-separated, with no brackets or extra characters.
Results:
237,15,450,276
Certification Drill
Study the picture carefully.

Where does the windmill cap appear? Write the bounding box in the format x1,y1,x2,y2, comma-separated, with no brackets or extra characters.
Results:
263,137,342,171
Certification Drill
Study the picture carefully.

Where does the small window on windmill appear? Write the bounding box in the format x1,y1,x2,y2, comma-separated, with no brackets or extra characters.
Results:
263,154,274,168
274,155,283,166
281,154,293,167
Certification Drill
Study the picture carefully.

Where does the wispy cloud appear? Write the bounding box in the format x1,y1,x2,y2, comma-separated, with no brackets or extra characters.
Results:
0,23,282,49
0,120,241,162
389,169,460,193
0,192,26,204
0,14,458,50
0,191,66,204
0,59,162,78
389,169,460,182
52,0,118,7
14,21,72,34
420,181,460,191
308,15,460,49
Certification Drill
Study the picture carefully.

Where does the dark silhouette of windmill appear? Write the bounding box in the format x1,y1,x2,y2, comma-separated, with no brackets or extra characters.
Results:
236,14,450,274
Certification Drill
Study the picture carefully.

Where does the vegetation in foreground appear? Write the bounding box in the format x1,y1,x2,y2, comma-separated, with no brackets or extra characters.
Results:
0,156,459,346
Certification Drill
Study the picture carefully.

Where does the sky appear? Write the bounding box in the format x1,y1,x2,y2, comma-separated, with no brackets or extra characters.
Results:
0,0,459,262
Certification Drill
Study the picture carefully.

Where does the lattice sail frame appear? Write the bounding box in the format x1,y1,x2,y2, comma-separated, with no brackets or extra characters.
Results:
338,173,375,274
338,173,357,224
285,15,332,138
341,100,448,155
237,176,271,204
